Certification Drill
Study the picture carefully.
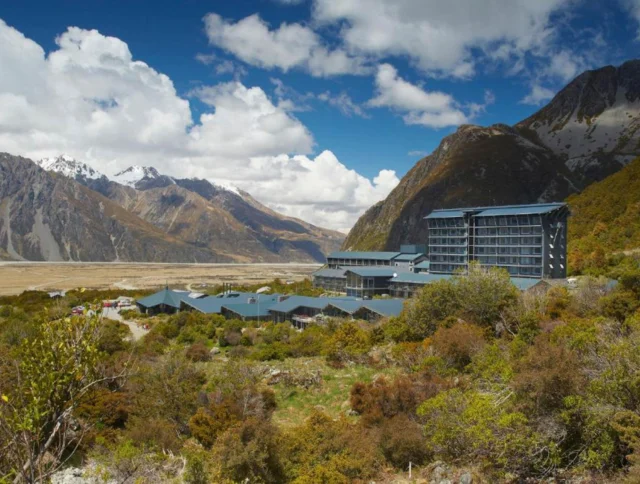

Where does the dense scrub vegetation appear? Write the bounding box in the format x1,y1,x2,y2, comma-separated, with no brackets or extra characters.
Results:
1,265,640,482
567,156,640,276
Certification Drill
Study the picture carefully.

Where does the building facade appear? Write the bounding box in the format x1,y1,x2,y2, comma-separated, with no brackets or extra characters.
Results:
344,267,398,298
426,203,569,278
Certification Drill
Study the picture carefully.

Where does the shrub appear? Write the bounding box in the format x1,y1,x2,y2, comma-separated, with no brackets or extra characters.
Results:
431,322,486,371
98,319,131,354
280,411,382,483
400,279,461,340
125,416,182,453
418,388,542,475
380,414,429,468
325,321,372,364
455,264,519,328
512,336,585,416
350,375,445,425
186,342,210,362
211,419,284,484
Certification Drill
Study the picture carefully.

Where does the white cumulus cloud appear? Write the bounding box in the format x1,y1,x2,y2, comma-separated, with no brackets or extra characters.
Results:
0,19,397,230
367,64,468,128
521,84,556,105
202,13,369,77
246,151,399,232
312,0,571,77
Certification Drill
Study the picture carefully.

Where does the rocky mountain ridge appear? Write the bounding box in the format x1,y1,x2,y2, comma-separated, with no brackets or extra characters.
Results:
3,154,343,263
344,59,640,251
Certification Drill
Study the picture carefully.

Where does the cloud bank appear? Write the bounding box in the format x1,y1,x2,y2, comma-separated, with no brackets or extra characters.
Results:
0,19,398,231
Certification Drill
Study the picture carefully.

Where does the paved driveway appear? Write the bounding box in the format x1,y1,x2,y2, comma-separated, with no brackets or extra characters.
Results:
102,306,149,341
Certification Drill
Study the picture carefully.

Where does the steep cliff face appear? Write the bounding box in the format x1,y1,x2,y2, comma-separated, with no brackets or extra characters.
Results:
517,59,640,184
344,60,640,251
0,154,223,262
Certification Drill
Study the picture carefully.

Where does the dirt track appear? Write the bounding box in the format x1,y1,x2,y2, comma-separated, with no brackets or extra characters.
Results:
0,262,320,296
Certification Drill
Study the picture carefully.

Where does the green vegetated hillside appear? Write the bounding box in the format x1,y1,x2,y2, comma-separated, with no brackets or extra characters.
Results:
567,156,640,275
2,265,640,482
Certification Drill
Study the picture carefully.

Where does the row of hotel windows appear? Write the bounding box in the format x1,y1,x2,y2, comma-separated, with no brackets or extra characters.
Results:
430,255,542,266
345,274,387,289
430,236,544,246
475,246,542,255
429,218,466,227
475,215,543,226
475,226,543,236
429,226,545,237
428,215,544,228
428,228,468,237
476,256,542,266
430,263,543,276
475,237,543,246
430,246,467,255
429,237,468,246
327,259,391,267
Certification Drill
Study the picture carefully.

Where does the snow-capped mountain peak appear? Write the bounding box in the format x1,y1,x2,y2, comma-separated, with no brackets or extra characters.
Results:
37,155,105,181
112,165,172,187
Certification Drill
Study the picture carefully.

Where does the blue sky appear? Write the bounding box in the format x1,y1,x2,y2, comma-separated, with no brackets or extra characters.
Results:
0,0,638,230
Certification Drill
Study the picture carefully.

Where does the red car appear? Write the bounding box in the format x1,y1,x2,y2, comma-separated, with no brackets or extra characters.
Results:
71,306,85,315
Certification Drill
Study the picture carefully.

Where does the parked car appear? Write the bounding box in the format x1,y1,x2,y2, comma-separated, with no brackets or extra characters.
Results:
71,306,85,315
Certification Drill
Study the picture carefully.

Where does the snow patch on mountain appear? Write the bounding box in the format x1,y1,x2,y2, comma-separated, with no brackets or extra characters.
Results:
112,165,170,187
37,155,104,180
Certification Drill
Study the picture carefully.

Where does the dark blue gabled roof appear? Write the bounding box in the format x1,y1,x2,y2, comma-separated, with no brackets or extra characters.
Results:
510,278,549,291
390,273,453,284
426,203,568,220
393,253,425,262
137,288,189,309
312,267,347,279
345,267,399,277
328,251,401,261
362,299,404,317
222,303,272,318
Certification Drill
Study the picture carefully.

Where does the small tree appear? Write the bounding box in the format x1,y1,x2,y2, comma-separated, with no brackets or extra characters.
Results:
0,316,129,483
455,263,519,329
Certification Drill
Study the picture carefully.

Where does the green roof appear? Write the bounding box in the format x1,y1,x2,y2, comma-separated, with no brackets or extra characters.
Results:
391,273,453,284
312,268,347,279
393,253,425,262
426,203,568,219
345,267,399,277
415,261,430,269
328,251,401,261
136,288,188,310
510,278,549,291
222,303,272,318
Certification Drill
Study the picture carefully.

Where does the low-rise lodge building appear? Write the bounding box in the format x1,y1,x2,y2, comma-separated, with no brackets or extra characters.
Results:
136,288,192,315
388,273,453,298
311,267,347,292
344,267,402,298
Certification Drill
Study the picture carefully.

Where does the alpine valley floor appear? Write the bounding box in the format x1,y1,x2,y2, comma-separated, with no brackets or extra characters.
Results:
0,262,320,296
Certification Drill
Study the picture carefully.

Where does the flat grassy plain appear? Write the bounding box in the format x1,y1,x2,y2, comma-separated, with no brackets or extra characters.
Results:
0,262,320,296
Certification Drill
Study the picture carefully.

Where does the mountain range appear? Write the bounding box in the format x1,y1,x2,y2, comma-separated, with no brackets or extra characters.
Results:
0,154,344,263
344,59,640,251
